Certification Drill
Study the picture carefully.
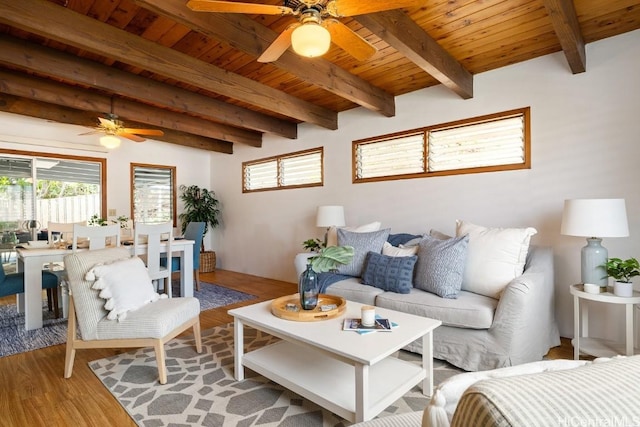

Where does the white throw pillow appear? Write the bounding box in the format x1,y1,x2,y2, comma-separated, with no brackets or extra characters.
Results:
87,256,165,321
326,221,382,247
382,241,418,257
456,220,537,298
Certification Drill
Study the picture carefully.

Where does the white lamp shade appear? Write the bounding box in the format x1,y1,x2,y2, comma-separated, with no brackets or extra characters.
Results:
316,205,345,227
100,134,121,149
291,23,331,58
561,198,629,237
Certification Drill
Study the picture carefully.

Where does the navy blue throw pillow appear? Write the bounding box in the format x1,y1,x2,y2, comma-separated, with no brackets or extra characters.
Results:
361,252,417,294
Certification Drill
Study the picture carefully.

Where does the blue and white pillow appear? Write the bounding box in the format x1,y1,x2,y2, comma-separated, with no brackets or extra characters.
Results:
414,234,469,298
362,252,417,294
337,228,390,277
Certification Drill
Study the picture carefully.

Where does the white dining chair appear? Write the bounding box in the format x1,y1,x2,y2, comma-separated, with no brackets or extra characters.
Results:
47,221,87,248
47,220,87,318
72,224,121,252
134,222,173,297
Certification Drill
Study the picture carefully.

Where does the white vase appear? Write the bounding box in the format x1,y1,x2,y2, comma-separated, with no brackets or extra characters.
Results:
294,252,316,277
613,281,634,297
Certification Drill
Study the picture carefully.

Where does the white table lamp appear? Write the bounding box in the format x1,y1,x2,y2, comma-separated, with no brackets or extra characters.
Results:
561,198,629,287
316,205,345,246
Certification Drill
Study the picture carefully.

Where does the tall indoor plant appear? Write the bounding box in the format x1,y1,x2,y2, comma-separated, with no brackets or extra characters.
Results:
178,184,221,272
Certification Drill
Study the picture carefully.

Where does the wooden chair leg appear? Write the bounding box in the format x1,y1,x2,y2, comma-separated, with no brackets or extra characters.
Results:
194,269,200,291
52,287,60,318
46,289,53,312
154,341,167,384
193,320,202,353
64,297,77,379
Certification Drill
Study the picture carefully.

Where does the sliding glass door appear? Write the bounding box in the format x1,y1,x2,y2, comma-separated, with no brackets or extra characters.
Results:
0,153,105,253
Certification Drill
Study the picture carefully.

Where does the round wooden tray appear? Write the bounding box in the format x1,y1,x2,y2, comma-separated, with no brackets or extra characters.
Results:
271,294,346,321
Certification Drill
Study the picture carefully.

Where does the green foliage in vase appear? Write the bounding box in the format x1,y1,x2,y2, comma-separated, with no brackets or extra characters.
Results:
603,257,640,283
309,245,354,273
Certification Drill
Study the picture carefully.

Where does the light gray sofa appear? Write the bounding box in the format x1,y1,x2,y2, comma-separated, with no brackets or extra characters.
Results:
325,246,560,371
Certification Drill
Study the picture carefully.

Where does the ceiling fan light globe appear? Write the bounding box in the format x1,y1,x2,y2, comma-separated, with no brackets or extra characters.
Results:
100,134,121,149
291,23,331,58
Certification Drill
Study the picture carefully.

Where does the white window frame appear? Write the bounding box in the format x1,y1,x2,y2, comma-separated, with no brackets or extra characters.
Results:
243,147,323,193
353,107,530,183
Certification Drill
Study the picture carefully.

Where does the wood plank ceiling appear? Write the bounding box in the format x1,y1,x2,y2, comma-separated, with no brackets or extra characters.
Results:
0,0,638,154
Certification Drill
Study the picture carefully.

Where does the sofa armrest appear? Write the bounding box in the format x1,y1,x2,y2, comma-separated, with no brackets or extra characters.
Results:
488,246,560,361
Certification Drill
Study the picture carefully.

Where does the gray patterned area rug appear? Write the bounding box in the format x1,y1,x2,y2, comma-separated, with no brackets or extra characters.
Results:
89,323,463,427
0,282,255,358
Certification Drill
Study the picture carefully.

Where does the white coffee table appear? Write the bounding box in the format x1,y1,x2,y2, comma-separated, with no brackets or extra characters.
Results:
228,299,442,423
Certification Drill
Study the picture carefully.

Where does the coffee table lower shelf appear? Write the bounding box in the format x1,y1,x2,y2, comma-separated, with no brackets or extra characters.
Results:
242,340,426,423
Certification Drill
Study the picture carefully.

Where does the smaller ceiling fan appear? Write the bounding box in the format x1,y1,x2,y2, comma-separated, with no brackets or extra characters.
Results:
79,97,164,148
186,0,424,62
80,114,164,143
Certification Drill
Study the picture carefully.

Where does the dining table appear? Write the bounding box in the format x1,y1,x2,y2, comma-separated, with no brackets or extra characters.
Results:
15,239,195,330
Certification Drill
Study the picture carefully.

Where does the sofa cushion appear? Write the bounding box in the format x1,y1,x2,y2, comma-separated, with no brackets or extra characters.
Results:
336,228,390,277
325,277,383,306
414,234,468,298
375,288,497,329
456,220,537,298
362,252,417,294
382,241,418,257
326,221,382,247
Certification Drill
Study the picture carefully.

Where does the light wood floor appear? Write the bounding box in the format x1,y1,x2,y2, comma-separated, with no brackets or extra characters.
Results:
0,270,573,426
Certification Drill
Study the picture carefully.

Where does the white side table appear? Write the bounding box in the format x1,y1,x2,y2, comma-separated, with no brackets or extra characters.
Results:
570,284,640,359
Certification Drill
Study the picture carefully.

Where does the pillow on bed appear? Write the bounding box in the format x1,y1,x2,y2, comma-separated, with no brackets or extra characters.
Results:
456,220,537,298
87,256,165,321
414,234,469,298
336,228,390,277
362,252,417,294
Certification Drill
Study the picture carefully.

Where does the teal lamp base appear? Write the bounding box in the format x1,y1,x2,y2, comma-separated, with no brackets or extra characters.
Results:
581,237,608,287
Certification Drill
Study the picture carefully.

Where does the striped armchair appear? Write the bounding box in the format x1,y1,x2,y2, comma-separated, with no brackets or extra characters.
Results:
63,247,202,384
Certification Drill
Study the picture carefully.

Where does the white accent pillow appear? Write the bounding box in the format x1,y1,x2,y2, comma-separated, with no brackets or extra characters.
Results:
382,241,418,257
88,256,165,321
326,221,382,247
456,220,537,298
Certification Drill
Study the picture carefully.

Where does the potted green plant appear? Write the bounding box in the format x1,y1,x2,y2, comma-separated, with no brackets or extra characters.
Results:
178,184,221,272
603,257,639,297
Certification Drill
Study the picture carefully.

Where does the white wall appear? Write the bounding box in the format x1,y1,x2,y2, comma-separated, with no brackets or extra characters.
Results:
212,29,640,340
0,113,213,247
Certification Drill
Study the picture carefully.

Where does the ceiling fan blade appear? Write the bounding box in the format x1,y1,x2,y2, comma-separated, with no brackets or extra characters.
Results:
122,128,165,136
324,19,376,61
327,0,423,17
117,132,146,143
257,24,298,63
187,0,295,15
78,130,101,136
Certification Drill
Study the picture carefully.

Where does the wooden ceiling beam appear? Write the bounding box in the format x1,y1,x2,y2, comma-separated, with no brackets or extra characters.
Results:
0,0,337,129
0,94,233,154
133,0,395,117
0,69,262,147
0,35,296,139
541,0,586,73
355,10,473,99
